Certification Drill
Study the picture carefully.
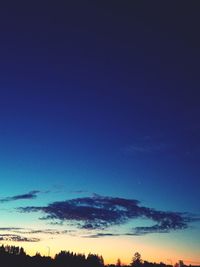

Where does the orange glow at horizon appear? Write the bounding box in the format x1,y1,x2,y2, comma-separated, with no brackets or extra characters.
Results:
2,234,200,266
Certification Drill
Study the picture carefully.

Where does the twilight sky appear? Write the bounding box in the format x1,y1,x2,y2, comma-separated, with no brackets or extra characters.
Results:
0,1,200,265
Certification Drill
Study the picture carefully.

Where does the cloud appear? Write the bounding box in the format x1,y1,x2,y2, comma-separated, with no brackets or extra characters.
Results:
125,143,167,154
0,227,71,235
18,195,198,235
0,234,40,242
17,229,71,235
82,233,120,238
0,227,22,231
124,136,169,155
0,190,40,203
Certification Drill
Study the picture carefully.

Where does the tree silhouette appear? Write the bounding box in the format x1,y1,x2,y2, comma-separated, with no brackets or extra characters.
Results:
87,253,104,267
117,258,122,267
131,252,142,267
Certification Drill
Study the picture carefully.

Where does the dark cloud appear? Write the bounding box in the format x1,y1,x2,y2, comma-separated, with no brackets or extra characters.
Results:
132,213,195,235
83,233,120,238
0,190,40,203
83,232,142,238
18,195,198,235
0,234,40,242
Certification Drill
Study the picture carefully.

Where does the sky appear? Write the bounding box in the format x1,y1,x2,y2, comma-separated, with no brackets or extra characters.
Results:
0,1,200,265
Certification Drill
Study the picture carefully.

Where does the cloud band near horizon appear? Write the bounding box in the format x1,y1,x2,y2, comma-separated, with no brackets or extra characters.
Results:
18,195,199,236
0,191,40,203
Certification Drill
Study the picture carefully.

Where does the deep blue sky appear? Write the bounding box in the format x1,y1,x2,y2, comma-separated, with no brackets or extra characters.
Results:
0,1,199,263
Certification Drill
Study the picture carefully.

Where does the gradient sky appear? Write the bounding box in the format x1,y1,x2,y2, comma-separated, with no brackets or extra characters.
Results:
0,1,200,265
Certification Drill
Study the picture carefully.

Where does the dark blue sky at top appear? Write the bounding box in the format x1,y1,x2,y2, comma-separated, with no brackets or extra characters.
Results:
0,1,199,215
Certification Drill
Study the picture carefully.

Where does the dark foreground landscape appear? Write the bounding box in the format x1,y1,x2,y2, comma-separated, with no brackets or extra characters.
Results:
0,245,199,267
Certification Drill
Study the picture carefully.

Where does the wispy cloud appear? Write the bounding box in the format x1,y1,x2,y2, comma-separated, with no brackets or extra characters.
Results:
125,143,168,154
18,195,198,236
82,233,120,238
0,190,40,203
0,227,22,231
0,227,71,235
124,135,169,155
0,234,40,242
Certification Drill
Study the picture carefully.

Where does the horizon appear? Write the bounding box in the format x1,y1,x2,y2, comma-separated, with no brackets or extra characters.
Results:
0,243,199,266
0,1,199,266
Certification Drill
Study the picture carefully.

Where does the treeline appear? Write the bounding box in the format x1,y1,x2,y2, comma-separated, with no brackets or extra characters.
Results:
0,245,104,267
0,245,198,267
